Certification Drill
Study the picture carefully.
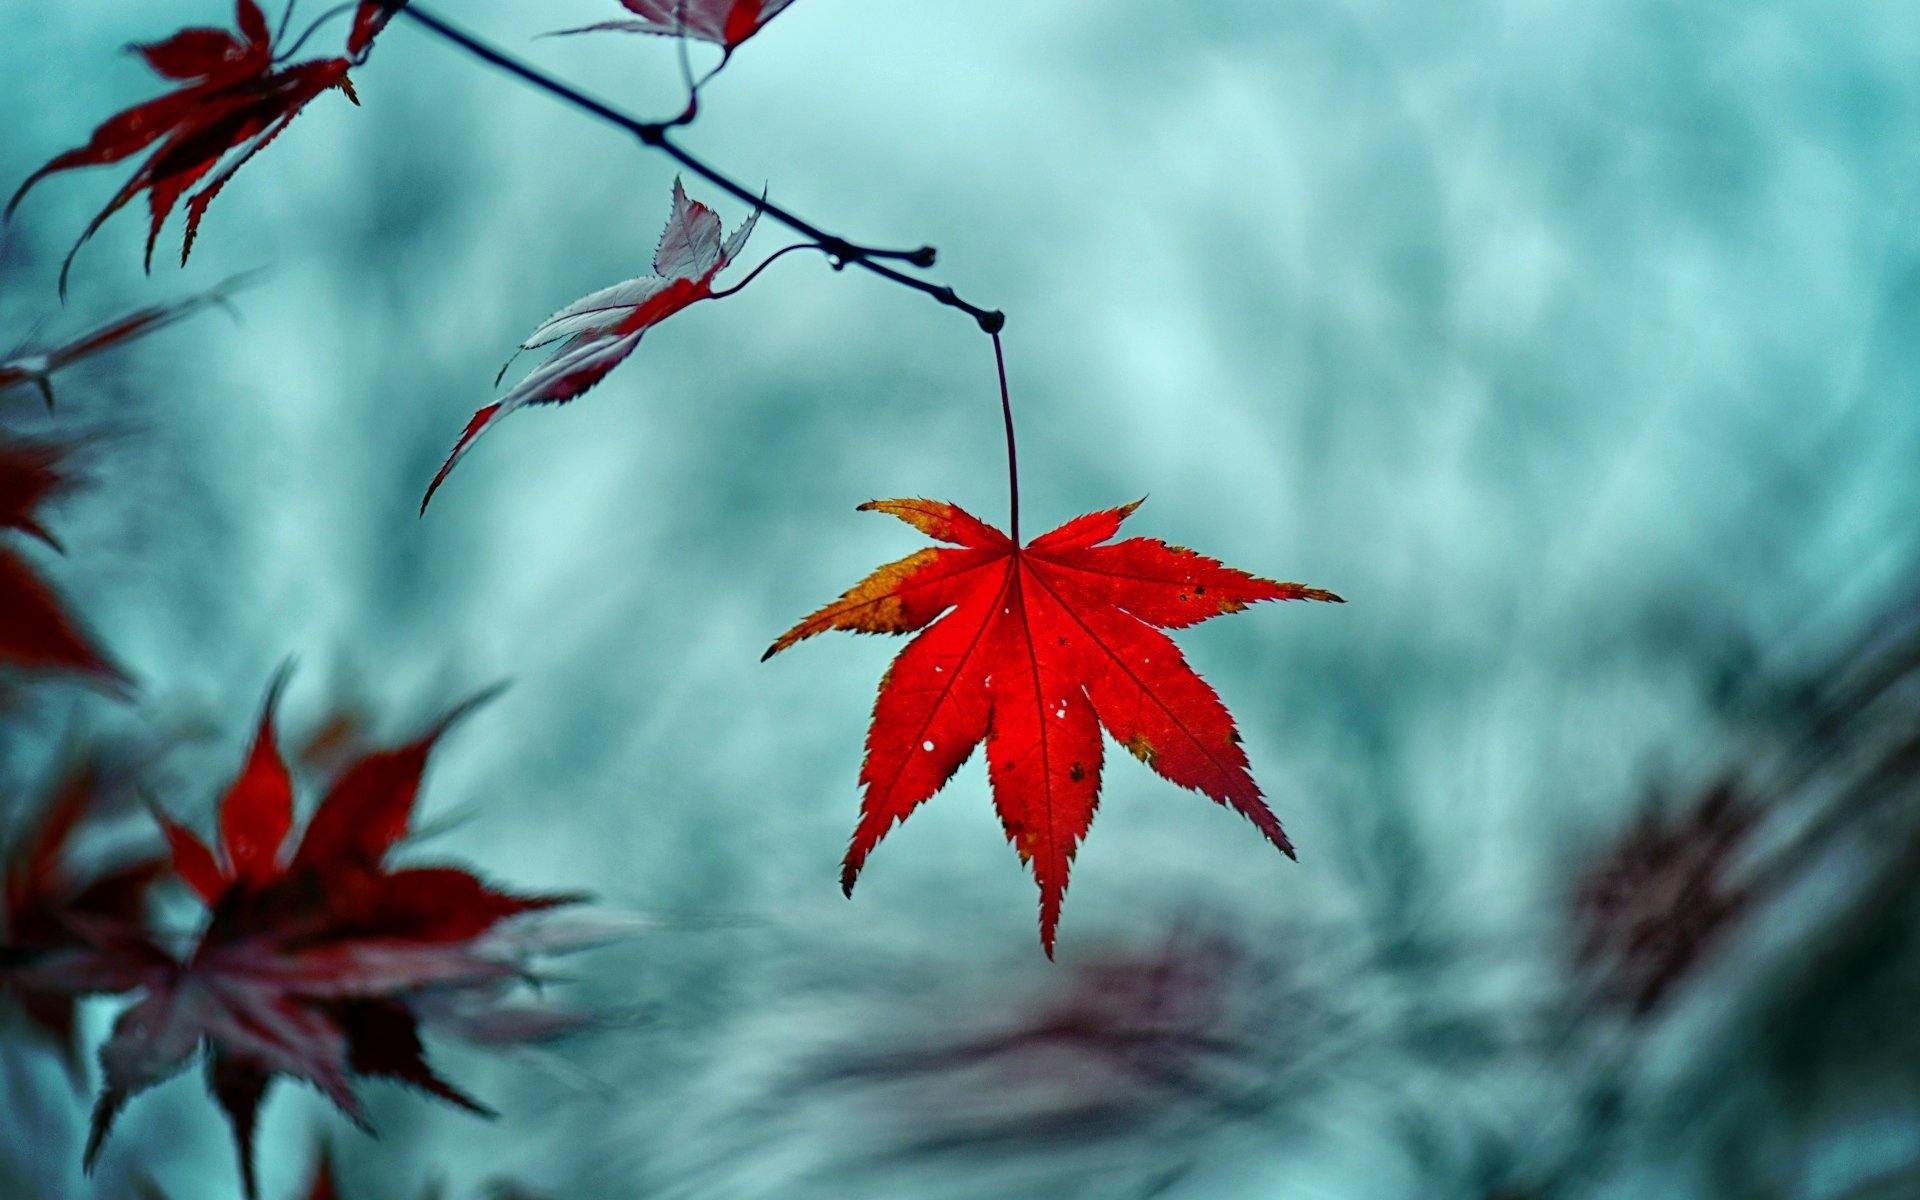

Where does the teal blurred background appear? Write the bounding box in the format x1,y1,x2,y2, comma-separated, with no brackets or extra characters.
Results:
4,1,1920,1197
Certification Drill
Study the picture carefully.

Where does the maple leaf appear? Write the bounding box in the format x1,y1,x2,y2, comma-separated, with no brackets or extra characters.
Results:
0,283,239,410
422,177,759,510
765,499,1341,953
83,679,579,1199
548,0,798,56
1,752,165,1077
0,438,129,687
5,0,360,293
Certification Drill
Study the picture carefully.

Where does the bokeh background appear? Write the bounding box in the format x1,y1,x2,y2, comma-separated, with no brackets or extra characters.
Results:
4,1,1920,1197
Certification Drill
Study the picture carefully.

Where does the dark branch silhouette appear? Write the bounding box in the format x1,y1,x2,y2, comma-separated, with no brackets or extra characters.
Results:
374,0,1005,334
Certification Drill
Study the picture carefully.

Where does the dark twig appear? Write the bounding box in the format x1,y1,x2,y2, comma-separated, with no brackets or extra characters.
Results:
377,1,998,332
275,0,300,45
275,1,360,63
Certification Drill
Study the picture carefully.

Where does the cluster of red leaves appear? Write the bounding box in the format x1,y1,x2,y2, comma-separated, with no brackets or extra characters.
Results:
767,499,1341,953
548,0,796,56
6,0,384,293
0,437,127,687
1571,779,1756,1014
422,178,759,509
1,680,577,1199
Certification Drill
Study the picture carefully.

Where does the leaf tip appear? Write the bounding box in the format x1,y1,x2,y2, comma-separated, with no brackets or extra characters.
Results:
4,172,38,222
83,1090,125,1175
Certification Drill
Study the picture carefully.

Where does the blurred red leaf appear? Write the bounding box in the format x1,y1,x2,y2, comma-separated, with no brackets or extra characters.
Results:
422,178,759,510
1572,779,1756,1014
6,0,359,292
1,753,165,1074
304,1154,341,1200
766,499,1340,953
0,440,64,546
0,439,128,687
0,286,233,410
89,679,578,1199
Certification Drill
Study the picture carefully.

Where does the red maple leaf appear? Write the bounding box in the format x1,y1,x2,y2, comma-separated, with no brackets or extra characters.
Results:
422,178,759,510
79,679,578,1198
765,499,1341,952
1,752,165,1076
0,438,128,687
5,0,359,293
548,0,797,55
1,285,237,410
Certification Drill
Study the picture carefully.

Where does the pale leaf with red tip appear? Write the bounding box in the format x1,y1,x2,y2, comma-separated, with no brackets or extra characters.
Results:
422,178,759,510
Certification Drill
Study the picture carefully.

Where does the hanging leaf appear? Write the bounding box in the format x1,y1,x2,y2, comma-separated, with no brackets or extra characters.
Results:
767,498,1340,953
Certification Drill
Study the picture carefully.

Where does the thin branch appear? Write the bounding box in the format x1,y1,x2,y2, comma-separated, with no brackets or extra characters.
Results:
275,0,300,45
377,1,999,332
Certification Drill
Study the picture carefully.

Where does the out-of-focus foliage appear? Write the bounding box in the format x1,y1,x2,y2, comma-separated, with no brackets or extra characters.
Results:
3,0,1919,1197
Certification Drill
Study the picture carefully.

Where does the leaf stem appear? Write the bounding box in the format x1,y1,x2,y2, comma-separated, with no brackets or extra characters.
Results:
993,331,1019,544
275,1,360,63
708,242,822,299
378,1,1000,332
666,0,699,127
